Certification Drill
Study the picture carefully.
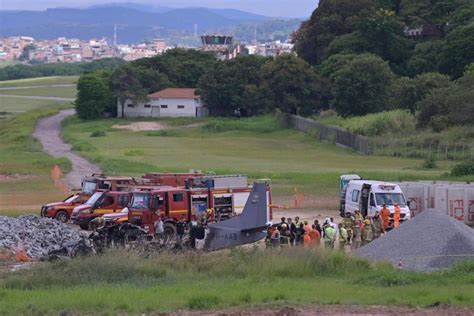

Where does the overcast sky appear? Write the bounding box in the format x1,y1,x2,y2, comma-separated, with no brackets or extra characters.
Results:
0,0,318,17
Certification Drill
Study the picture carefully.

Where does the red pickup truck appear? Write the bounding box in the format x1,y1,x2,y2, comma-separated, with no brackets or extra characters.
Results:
40,194,82,223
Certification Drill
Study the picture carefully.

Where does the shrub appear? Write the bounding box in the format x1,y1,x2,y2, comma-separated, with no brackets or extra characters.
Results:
341,110,416,137
187,295,221,310
72,141,97,152
124,149,144,156
451,161,474,177
90,130,107,137
146,130,181,137
422,156,437,169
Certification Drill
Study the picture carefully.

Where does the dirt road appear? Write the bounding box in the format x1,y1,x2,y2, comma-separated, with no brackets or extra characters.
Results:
33,109,101,189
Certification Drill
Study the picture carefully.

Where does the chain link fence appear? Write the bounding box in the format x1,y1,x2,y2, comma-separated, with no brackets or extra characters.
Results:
370,140,473,161
285,114,370,154
285,114,473,161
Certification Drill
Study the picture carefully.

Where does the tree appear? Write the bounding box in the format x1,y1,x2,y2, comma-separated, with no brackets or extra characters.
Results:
441,21,474,78
134,66,173,94
75,73,111,119
292,0,375,65
445,66,474,125
407,40,446,75
416,88,450,129
327,9,413,74
132,48,217,87
198,55,270,116
261,54,330,115
110,65,148,118
391,72,452,112
416,66,474,130
332,54,394,117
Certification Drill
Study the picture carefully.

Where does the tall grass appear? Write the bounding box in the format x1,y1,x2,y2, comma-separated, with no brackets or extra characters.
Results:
1,248,473,313
317,110,416,137
202,115,283,134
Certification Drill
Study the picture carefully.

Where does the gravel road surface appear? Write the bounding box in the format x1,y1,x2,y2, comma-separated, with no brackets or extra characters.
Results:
33,109,101,189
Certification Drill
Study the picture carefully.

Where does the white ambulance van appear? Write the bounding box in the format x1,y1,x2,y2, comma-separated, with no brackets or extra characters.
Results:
339,175,411,223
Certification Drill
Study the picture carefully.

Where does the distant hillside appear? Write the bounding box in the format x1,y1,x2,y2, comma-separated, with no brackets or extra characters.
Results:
0,6,272,44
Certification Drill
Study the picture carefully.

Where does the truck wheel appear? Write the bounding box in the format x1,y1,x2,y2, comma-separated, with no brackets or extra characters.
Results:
55,210,69,223
163,223,177,238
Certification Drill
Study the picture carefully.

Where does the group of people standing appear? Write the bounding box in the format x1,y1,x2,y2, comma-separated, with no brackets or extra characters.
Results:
266,203,403,251
265,216,338,249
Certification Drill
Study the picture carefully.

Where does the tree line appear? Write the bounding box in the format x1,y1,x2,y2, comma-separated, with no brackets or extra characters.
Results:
76,48,331,119
76,0,473,133
0,58,125,81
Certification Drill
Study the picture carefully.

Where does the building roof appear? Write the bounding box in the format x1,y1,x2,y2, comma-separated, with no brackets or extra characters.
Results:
149,88,199,99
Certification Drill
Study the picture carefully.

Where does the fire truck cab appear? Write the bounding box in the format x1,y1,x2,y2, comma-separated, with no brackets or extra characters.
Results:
127,177,272,236
80,174,135,201
71,190,130,229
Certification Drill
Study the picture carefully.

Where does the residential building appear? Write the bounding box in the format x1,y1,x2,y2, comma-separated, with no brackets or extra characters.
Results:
117,88,208,118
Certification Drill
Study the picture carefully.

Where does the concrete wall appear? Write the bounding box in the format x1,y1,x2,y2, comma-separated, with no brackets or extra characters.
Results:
398,181,474,226
117,98,206,118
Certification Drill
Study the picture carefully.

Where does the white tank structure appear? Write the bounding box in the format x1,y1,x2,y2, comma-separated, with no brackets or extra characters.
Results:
397,181,474,226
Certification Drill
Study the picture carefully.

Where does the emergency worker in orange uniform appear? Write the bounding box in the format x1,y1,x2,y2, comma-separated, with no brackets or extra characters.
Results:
309,225,321,246
380,204,390,231
393,203,401,228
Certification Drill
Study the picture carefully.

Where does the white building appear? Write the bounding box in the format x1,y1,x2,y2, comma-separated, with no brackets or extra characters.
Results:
117,88,208,118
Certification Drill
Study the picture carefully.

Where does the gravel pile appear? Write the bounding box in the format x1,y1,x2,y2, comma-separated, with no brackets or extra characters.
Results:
0,214,93,260
355,210,474,271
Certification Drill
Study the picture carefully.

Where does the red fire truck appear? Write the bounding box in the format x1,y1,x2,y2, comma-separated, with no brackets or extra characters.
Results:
126,178,272,236
41,172,208,222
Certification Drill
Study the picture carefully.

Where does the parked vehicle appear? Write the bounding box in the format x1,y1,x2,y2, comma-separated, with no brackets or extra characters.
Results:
126,180,272,236
339,175,411,223
71,191,130,230
42,172,201,222
40,194,82,223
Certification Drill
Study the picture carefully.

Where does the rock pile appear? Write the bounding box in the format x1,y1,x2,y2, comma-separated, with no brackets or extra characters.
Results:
0,214,93,260
355,210,474,271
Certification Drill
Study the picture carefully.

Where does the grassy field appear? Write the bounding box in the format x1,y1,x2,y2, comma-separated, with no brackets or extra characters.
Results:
0,75,78,87
1,248,473,313
61,115,465,208
0,104,72,214
0,86,76,98
0,97,71,119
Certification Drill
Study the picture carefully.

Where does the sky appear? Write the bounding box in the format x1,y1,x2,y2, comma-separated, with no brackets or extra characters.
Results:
0,0,318,18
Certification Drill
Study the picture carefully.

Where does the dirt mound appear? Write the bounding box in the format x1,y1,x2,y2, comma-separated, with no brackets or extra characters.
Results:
112,122,167,132
355,210,474,271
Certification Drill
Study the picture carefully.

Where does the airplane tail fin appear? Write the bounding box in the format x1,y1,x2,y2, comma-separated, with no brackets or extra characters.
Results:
209,182,268,231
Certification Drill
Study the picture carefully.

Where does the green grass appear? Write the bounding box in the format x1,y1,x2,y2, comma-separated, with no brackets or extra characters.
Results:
61,115,467,206
0,86,76,98
0,103,72,212
1,249,473,313
0,75,78,87
0,96,71,120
